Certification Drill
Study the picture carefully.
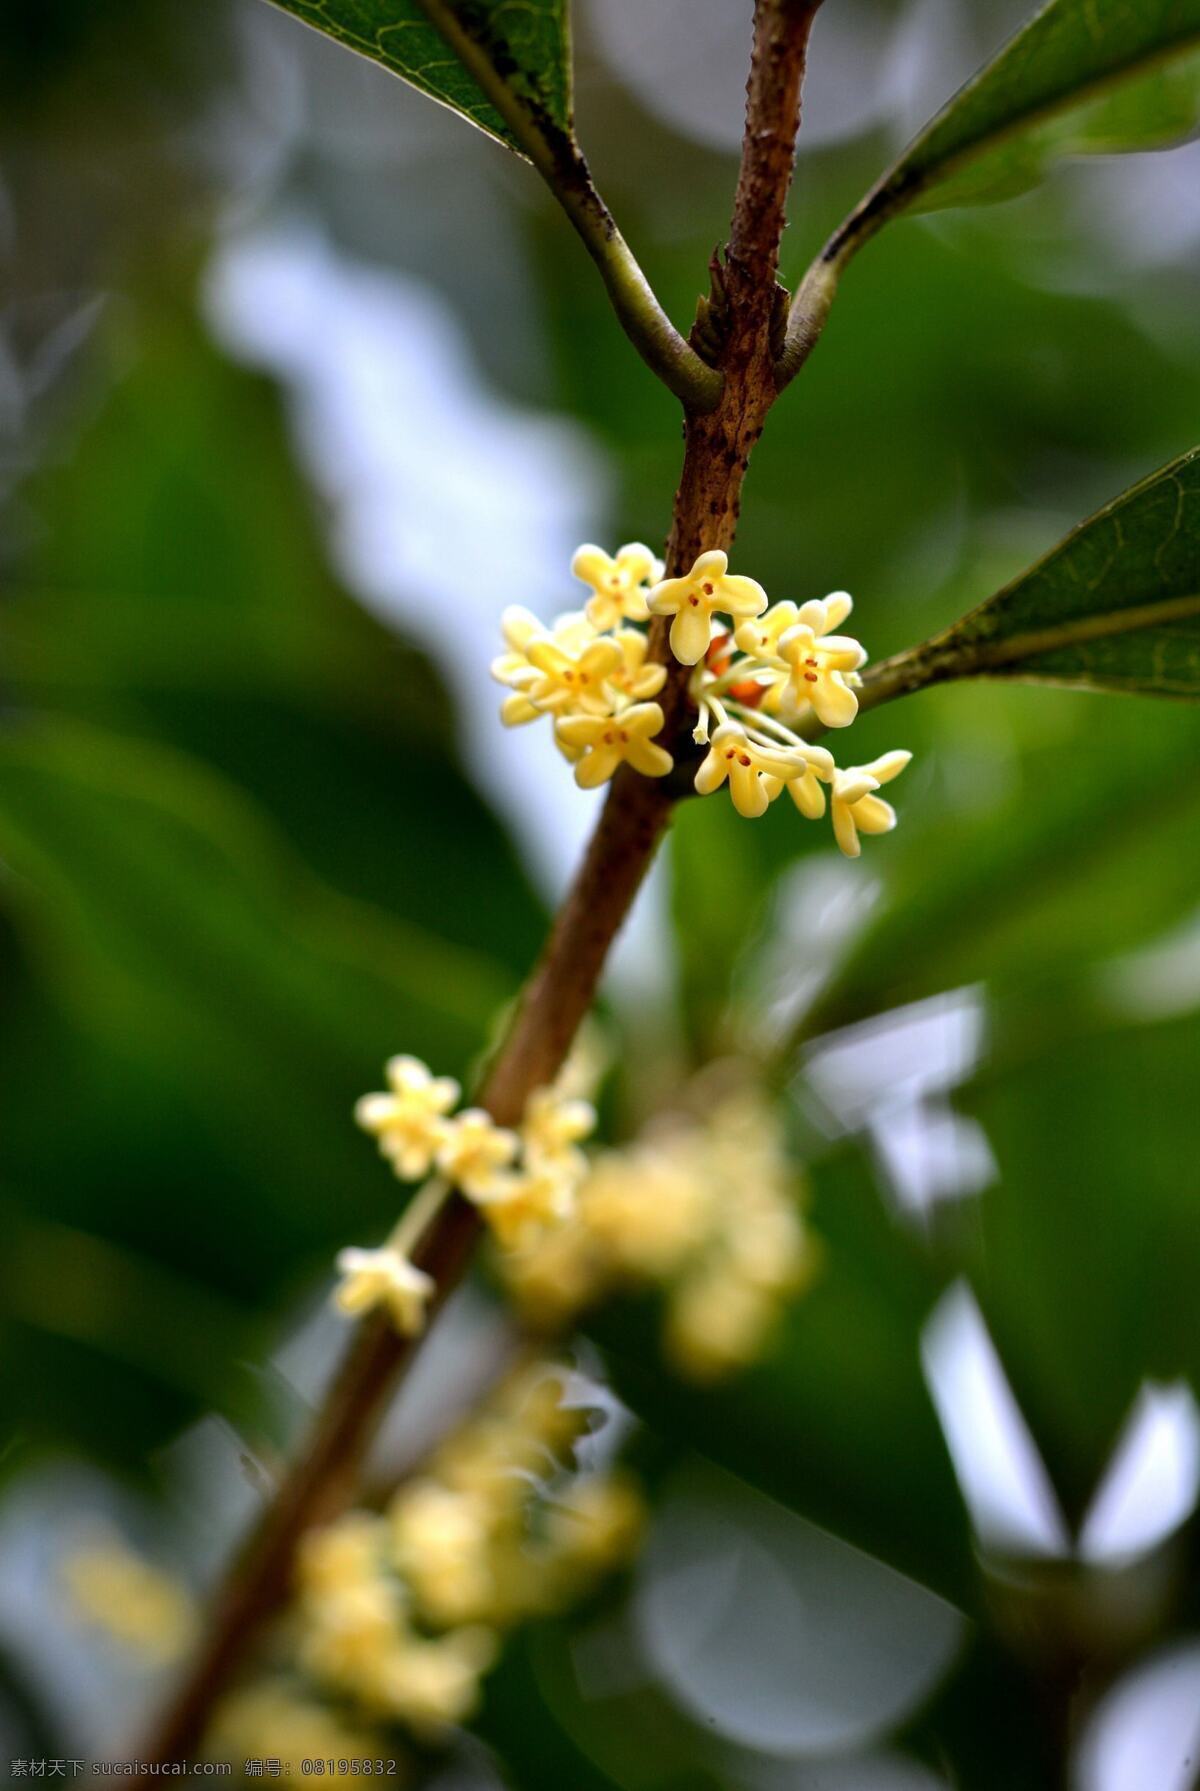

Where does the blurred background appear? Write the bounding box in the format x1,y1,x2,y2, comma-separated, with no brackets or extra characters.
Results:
3,0,1200,1784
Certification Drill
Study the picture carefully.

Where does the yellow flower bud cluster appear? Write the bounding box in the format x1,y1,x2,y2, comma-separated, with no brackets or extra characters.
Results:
335,1061,598,1339
503,1087,815,1382
494,543,912,854
61,1530,198,1664
289,1362,643,1737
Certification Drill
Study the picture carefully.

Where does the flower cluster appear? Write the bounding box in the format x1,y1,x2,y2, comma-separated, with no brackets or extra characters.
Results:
689,579,912,856
343,1055,812,1385
336,1058,597,1338
491,544,672,790
290,1362,641,1736
493,544,913,857
504,1083,815,1382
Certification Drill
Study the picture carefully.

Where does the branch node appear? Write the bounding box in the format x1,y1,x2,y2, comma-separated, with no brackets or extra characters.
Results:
692,250,734,367
769,280,791,365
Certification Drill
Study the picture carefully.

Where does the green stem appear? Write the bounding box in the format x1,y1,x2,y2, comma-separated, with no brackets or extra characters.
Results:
411,0,721,412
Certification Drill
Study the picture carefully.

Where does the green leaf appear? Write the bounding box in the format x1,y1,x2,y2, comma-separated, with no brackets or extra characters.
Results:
4,290,546,976
869,445,1200,700
0,717,506,1150
265,0,573,156
830,0,1200,258
960,1005,1200,1519
801,696,1200,1039
0,280,543,1467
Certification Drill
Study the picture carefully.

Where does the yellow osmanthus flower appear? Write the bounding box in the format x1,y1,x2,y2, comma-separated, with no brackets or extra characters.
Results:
572,541,663,630
61,1534,197,1664
775,620,866,730
297,1513,388,1597
665,1269,779,1382
437,1108,519,1196
390,1481,495,1628
608,626,668,703
285,1359,641,1744
694,720,832,820
577,1142,714,1279
374,1628,497,1735
501,1220,603,1327
521,1086,596,1176
491,607,599,726
333,1244,435,1336
490,604,543,685
734,591,865,729
299,1575,407,1694
471,1165,577,1249
555,701,673,788
830,750,912,858
731,598,804,658
522,634,625,717
355,1054,460,1180
648,549,768,665
773,753,829,820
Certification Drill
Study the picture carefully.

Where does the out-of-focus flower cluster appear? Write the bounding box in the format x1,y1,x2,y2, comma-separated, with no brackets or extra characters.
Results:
337,1056,599,1340
207,1684,387,1779
340,1054,813,1384
492,543,913,857
283,1362,641,1738
503,1083,816,1381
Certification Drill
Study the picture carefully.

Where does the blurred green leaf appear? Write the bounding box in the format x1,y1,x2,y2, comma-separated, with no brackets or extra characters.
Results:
0,714,508,1455
831,0,1200,257
802,694,1200,1039
872,445,1200,699
959,1005,1200,1519
0,286,543,1465
0,715,505,1228
480,1625,634,1791
265,0,573,156
4,293,546,976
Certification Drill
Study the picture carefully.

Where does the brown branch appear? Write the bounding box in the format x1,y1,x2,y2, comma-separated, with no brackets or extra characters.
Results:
140,0,823,1764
